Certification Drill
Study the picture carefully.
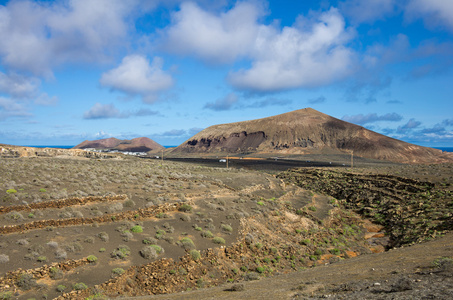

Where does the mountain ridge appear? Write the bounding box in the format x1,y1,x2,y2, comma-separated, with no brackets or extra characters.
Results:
170,108,452,164
73,137,164,153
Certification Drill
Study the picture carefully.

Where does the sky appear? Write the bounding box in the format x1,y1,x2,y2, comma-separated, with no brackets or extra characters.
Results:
0,0,452,147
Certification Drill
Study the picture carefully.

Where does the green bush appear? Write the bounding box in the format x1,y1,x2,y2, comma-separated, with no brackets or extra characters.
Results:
330,248,341,255
221,224,233,232
110,245,130,259
112,268,125,275
150,244,164,254
39,188,46,193
49,267,63,280
201,230,214,238
87,255,98,263
213,237,225,245
140,246,158,259
56,285,66,292
256,266,265,273
6,189,17,194
155,229,166,239
190,249,201,261
179,204,192,212
130,225,143,233
300,239,311,246
180,237,196,250
37,256,47,262
73,282,88,290
308,206,317,212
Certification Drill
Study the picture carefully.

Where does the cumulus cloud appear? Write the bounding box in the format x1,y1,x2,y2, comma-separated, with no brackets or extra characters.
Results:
406,0,453,32
83,103,121,119
0,0,138,77
0,72,40,98
342,112,403,125
339,0,397,24
164,3,356,92
164,2,262,64
228,8,355,92
100,55,174,103
0,97,32,121
204,93,239,111
83,103,159,119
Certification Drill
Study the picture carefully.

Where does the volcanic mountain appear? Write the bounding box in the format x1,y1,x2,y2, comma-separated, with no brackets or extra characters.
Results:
73,137,164,153
171,108,452,164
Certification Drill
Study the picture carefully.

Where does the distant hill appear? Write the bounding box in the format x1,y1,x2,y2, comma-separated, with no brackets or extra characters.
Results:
73,137,164,153
170,108,452,164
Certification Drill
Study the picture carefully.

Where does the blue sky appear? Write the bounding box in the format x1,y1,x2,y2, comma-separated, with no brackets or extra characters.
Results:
0,0,452,147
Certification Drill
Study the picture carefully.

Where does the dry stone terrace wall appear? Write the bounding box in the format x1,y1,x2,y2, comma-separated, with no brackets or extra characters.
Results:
0,201,190,234
55,209,372,299
278,168,453,247
0,258,89,293
0,195,128,213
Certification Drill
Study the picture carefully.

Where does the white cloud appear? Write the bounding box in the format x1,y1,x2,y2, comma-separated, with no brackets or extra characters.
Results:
95,130,113,139
0,72,40,98
100,55,174,103
164,3,356,92
0,96,32,121
339,0,397,24
164,2,263,64
84,103,121,119
34,93,58,106
0,0,138,77
83,102,161,119
229,8,355,92
406,0,453,31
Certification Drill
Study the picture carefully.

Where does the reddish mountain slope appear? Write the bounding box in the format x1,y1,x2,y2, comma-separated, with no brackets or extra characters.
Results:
171,108,452,164
73,137,164,152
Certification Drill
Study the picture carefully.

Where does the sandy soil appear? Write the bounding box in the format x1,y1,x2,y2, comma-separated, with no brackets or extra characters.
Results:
0,155,451,299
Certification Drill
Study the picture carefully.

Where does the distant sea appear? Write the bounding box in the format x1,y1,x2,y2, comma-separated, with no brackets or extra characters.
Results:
434,147,453,152
21,146,453,152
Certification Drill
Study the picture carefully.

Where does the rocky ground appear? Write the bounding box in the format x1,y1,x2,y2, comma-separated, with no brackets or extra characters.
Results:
142,231,453,300
0,147,451,299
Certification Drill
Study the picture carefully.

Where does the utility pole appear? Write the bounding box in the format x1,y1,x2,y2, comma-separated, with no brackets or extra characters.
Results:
350,150,354,168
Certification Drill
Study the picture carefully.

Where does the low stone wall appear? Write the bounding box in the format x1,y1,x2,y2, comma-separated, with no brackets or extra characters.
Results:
0,195,128,214
0,202,189,234
0,258,89,293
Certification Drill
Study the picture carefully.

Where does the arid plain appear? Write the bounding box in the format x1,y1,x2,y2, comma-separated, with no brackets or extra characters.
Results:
0,144,452,299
